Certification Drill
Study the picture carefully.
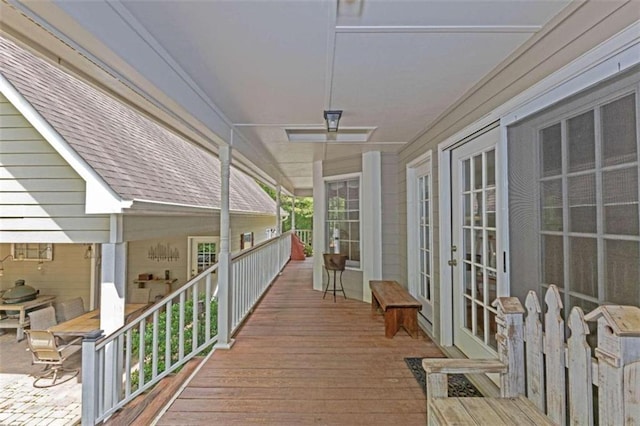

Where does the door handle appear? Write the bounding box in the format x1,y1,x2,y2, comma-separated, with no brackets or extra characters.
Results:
448,259,458,267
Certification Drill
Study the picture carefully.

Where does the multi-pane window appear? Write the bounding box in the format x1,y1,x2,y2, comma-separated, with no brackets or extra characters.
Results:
196,242,217,274
12,243,53,261
325,177,360,268
539,93,639,312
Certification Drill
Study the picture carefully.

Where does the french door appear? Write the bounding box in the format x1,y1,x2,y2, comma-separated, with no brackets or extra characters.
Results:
408,156,434,322
451,127,501,358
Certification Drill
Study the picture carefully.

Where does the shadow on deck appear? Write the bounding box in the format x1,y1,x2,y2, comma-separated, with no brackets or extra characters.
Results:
158,258,444,425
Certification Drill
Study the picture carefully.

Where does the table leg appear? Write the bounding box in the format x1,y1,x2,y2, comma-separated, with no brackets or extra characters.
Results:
17,309,25,341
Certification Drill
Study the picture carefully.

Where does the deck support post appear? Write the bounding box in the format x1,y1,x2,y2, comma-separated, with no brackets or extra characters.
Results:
81,330,104,426
291,195,296,231
276,184,282,272
216,143,234,349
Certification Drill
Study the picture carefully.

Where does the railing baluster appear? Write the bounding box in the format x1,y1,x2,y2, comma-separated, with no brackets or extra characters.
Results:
125,329,132,398
165,300,172,370
138,319,145,389
152,310,159,379
193,280,198,351
179,292,185,359
206,273,211,340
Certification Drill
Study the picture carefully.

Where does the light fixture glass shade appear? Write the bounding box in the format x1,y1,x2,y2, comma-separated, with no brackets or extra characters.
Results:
323,110,342,132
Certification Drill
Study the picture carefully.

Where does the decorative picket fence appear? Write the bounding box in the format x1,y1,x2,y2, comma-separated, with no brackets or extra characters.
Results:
81,232,292,425
494,285,640,425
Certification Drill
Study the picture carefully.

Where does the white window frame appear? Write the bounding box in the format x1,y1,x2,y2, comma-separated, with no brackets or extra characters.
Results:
187,236,219,278
324,172,362,270
11,243,53,262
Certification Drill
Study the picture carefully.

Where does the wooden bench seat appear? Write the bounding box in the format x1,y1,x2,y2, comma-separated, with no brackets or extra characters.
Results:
369,280,421,339
421,286,640,426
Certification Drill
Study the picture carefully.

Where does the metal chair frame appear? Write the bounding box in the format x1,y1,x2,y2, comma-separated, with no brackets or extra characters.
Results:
24,329,81,388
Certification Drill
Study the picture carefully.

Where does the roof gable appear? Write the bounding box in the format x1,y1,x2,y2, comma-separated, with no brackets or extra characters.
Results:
0,36,275,215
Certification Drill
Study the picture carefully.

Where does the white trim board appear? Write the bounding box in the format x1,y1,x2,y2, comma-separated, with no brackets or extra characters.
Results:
0,73,130,214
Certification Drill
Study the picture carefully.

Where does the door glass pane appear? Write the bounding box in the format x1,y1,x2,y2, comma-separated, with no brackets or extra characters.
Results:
474,155,483,189
464,194,471,226
569,237,597,298
474,192,483,227
475,303,485,340
603,167,639,235
568,110,595,172
605,240,639,305
602,94,637,166
486,150,496,187
486,189,496,228
463,159,471,191
464,297,473,330
541,124,562,177
568,173,596,234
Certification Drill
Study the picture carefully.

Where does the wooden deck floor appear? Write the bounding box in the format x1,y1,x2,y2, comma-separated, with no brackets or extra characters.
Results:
158,258,444,425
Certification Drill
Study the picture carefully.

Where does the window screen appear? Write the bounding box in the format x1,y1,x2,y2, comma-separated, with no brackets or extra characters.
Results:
507,67,640,311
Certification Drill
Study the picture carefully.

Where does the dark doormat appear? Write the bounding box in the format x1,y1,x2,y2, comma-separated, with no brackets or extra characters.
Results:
404,357,483,397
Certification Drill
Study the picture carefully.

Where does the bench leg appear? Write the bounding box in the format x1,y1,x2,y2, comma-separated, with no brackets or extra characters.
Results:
371,295,381,317
383,309,401,338
401,307,419,339
383,307,419,339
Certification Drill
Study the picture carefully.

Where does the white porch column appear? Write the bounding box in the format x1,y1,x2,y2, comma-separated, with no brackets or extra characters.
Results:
275,184,282,235
100,215,126,335
312,160,325,291
291,195,296,231
216,143,234,349
362,151,382,303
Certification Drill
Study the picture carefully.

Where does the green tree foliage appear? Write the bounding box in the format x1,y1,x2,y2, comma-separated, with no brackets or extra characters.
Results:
131,297,218,389
257,181,313,232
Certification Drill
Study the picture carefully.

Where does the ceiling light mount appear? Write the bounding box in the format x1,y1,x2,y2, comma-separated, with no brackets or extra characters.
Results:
323,110,342,132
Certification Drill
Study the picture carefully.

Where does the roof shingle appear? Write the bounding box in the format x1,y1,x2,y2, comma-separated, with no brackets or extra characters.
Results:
0,36,275,215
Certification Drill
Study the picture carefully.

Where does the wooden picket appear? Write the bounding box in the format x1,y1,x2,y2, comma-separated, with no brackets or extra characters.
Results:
524,292,545,413
424,285,640,425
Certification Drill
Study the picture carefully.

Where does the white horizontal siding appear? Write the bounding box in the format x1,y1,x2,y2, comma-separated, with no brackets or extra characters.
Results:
0,94,109,242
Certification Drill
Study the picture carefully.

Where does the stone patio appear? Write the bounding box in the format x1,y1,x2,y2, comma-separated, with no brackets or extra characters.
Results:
0,330,81,425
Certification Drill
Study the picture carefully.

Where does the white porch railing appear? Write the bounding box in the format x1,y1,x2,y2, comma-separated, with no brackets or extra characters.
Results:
295,229,312,247
81,232,291,425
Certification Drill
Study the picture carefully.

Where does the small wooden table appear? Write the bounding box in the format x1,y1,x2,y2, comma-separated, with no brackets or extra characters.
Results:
370,280,421,339
48,304,147,337
0,295,56,341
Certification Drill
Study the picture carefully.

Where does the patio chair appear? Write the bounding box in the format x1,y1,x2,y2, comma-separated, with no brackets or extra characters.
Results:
27,306,57,330
57,297,85,322
24,329,81,388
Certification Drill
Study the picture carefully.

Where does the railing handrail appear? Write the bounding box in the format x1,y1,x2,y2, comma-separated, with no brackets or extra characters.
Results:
231,230,293,262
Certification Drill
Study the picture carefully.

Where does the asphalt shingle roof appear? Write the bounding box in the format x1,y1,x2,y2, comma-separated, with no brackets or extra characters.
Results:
0,36,276,215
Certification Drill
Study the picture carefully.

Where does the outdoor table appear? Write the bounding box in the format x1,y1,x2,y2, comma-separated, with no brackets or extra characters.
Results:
48,304,148,338
0,295,56,341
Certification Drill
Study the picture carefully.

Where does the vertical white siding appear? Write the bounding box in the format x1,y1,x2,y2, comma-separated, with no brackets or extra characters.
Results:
381,153,400,282
0,94,109,243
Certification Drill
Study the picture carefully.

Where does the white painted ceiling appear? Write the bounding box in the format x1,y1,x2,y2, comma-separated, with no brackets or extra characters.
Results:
9,0,570,192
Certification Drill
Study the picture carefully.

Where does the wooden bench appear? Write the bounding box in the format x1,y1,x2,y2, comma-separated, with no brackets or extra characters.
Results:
422,285,640,425
369,280,421,339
